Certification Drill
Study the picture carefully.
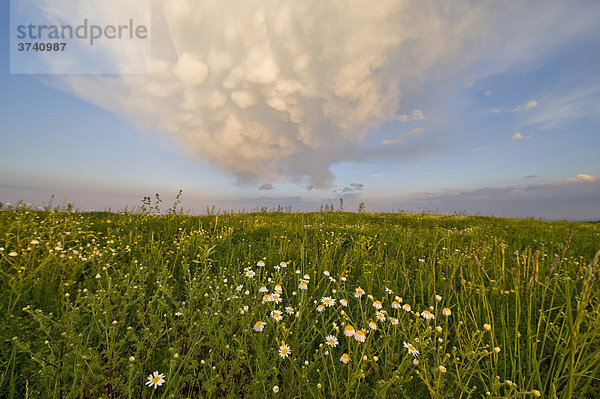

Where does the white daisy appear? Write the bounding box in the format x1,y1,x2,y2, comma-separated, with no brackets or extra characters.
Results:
404,342,419,357
145,371,165,389
279,342,291,358
253,321,265,332
325,335,339,347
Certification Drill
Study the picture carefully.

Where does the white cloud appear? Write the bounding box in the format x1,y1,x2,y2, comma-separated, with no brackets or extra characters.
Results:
512,132,523,140
490,100,538,114
512,100,538,112
36,0,600,187
382,128,424,145
566,174,596,183
395,109,425,122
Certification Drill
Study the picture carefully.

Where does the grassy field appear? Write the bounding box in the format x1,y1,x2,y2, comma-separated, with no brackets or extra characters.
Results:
1,204,599,398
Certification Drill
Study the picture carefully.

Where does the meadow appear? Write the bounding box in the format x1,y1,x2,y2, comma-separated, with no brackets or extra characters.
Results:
1,202,599,398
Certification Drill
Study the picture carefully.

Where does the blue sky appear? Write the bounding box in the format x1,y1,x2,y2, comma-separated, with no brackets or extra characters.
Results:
1,1,599,219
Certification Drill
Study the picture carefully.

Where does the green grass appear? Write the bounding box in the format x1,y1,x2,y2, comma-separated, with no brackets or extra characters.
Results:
1,205,599,398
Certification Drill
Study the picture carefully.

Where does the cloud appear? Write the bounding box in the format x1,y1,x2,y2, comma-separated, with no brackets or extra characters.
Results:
382,128,424,145
490,100,538,114
41,1,498,187
524,84,600,129
395,109,425,122
34,1,600,187
258,182,274,190
566,174,596,183
512,132,523,140
350,183,364,190
512,100,538,112
369,180,600,220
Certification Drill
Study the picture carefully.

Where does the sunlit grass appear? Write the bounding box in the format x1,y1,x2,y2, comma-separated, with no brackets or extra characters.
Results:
1,203,599,397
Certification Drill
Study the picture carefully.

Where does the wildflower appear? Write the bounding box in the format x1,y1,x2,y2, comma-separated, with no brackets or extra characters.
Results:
175,312,182,317
413,358,419,366
369,321,377,330
245,270,256,278
257,261,265,267
271,293,282,304
145,371,165,389
340,353,350,364
436,326,443,333
532,390,541,397
339,299,348,307
298,280,308,290
391,301,400,309
435,295,442,303
129,356,135,363
402,304,411,312
442,307,451,316
373,300,382,310
404,342,419,357
8,252,18,257
31,240,39,245
295,269,301,274
271,310,283,322
344,325,356,337
285,306,295,315
303,274,310,280
253,321,265,332
274,284,283,293
316,304,325,312
273,385,279,393
259,286,268,293
325,335,339,347
321,297,336,307
324,270,330,276
385,287,393,294
376,311,386,322
395,296,403,303
279,261,287,268
354,330,367,343
390,317,399,325
439,365,447,373
367,294,374,301
421,310,435,320
483,323,491,332
492,347,501,354
354,287,365,298
332,322,339,332
279,342,291,358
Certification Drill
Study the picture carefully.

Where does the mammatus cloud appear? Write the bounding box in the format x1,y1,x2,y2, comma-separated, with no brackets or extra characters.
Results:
41,0,496,187
34,1,599,187
566,174,596,183
258,182,274,190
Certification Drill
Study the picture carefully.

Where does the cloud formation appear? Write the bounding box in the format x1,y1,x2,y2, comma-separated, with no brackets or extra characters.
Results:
34,1,599,188
382,128,424,145
566,174,596,183
258,182,274,190
42,0,494,187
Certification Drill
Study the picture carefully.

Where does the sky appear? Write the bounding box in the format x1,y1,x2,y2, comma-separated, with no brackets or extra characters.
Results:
1,0,599,220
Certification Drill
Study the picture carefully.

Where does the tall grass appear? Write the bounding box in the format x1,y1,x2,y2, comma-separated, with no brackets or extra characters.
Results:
1,204,599,397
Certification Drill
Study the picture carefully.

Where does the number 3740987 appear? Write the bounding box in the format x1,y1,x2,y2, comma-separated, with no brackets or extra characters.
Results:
17,42,67,51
